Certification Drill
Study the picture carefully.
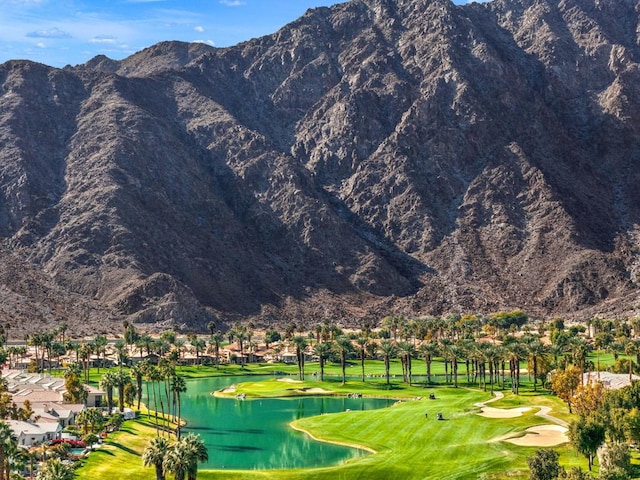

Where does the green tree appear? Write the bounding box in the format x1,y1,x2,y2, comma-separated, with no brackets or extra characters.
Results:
598,442,632,480
291,336,307,381
527,449,561,480
99,371,117,414
569,417,605,471
419,341,439,385
333,337,353,386
379,340,396,386
0,422,16,480
63,363,88,405
37,458,75,480
313,342,331,381
171,375,187,439
143,436,170,480
182,433,208,480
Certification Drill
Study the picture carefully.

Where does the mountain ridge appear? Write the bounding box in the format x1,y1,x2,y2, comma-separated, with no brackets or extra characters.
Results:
0,0,639,336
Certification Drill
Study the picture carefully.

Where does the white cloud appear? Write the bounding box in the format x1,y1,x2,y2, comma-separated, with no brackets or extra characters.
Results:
90,35,117,44
193,39,215,46
36,42,45,48
220,0,245,6
26,27,71,39
194,25,204,33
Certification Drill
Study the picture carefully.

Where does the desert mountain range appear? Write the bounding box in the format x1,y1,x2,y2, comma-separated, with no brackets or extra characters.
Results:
1,0,639,336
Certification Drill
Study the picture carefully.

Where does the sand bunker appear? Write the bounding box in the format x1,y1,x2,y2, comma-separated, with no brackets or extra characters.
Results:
221,385,237,393
277,377,302,383
477,406,531,418
297,387,334,394
505,425,568,447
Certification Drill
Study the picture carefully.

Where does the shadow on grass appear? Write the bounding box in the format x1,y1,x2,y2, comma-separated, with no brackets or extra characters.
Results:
88,449,115,457
107,441,140,456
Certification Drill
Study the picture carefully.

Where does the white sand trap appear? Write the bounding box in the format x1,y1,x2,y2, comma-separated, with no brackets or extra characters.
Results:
277,377,302,383
298,387,333,394
221,385,237,393
505,425,568,447
477,406,531,418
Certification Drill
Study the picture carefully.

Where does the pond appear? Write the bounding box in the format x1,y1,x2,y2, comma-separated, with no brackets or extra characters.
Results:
175,376,394,470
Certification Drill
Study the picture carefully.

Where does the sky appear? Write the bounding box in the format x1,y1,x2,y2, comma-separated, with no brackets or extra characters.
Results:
0,0,344,68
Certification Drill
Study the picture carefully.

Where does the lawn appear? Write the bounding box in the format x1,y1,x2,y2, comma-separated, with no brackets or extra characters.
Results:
76,375,588,480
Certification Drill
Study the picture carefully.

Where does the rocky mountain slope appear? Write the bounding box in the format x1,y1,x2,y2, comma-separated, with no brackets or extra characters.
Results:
1,0,639,336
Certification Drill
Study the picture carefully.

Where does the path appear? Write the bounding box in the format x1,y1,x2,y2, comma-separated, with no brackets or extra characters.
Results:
474,391,568,426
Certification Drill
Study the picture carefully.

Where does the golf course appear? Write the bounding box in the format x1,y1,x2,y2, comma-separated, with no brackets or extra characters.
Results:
75,364,589,480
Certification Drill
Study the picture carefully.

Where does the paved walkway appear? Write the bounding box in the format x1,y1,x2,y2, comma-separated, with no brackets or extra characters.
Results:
475,391,568,427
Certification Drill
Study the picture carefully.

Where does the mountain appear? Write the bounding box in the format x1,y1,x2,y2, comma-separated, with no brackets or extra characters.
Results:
1,0,639,337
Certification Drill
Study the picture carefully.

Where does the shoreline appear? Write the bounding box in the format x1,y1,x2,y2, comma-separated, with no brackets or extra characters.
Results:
288,421,377,455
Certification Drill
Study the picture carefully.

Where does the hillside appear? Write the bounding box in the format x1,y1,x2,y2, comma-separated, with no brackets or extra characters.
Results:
0,0,639,336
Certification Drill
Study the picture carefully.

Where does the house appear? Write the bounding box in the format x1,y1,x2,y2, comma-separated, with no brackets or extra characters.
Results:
583,372,640,390
6,420,62,447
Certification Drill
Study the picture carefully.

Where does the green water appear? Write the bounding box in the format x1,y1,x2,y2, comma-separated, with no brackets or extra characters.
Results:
176,376,394,470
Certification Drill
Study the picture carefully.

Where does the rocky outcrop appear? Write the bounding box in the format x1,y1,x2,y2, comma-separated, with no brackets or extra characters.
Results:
1,0,639,336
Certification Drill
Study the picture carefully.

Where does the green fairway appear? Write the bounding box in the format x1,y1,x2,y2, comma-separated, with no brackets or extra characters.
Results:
76,375,587,480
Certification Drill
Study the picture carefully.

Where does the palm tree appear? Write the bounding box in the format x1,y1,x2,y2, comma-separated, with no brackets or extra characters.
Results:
333,337,353,385
93,334,108,373
171,375,187,439
131,362,145,410
143,436,170,480
356,336,370,382
291,336,307,380
625,340,640,381
99,371,117,414
419,341,439,385
229,324,248,367
396,341,415,384
378,340,396,386
182,433,208,480
526,339,547,391
163,442,190,480
114,339,128,369
209,331,224,369
191,338,206,367
0,422,16,480
313,342,332,381
114,370,133,412
37,458,75,480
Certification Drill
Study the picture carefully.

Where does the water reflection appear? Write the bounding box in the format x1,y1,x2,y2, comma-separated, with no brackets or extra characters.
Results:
170,376,393,470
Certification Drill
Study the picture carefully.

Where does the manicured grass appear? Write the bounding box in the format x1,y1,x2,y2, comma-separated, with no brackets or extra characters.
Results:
76,376,588,480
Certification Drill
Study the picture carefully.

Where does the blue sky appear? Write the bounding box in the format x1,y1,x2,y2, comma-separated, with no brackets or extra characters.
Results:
0,0,342,68
0,0,476,69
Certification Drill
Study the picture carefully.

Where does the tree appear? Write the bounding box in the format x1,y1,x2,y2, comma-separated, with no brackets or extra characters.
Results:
182,433,208,480
379,340,396,386
550,366,582,413
291,336,307,381
130,363,145,410
356,336,370,382
209,332,224,369
526,449,561,480
313,342,331,381
419,341,439,385
99,371,117,414
163,434,208,480
171,375,187,439
569,417,605,471
333,337,353,386
93,334,108,373
0,422,16,480
143,436,170,480
598,442,632,480
571,381,605,417
37,458,75,480
63,363,88,405
114,370,133,412
557,467,590,480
